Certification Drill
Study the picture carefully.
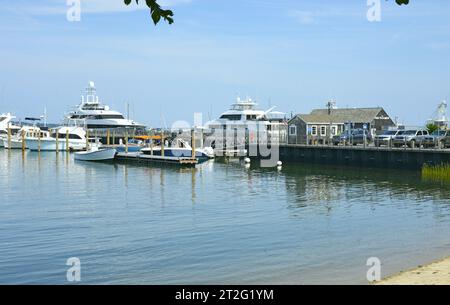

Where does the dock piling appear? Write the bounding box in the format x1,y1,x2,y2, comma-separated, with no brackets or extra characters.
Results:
191,128,196,160
7,122,11,150
38,131,41,152
66,130,69,152
21,130,26,151
55,130,59,153
161,132,165,157
86,129,90,151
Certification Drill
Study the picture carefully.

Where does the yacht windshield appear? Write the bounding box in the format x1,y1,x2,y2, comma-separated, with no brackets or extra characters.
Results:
231,105,253,111
219,114,242,121
82,104,105,111
51,133,82,140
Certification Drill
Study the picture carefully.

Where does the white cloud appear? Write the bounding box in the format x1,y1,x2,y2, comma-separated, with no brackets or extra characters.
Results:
10,0,192,16
289,10,316,25
81,0,192,14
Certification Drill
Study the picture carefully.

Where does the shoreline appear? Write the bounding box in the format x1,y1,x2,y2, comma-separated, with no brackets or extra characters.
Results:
376,256,450,285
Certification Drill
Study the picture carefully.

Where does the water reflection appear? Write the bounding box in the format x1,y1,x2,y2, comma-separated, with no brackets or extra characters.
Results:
279,163,450,219
2,149,450,284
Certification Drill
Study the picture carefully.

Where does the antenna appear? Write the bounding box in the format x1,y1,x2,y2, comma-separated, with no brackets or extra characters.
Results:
326,99,336,115
208,104,212,122
43,107,47,127
161,111,168,130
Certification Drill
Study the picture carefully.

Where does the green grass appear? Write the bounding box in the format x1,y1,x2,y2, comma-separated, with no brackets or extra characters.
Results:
422,163,450,182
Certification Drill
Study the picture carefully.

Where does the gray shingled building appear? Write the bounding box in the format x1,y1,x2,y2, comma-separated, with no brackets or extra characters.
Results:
288,107,395,145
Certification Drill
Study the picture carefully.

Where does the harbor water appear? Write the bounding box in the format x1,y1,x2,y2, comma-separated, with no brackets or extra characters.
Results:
1,149,450,284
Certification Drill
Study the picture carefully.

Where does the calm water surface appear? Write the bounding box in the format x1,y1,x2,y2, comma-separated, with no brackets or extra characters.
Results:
1,149,450,284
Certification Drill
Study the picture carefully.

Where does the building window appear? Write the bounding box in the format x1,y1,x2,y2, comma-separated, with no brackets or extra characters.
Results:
320,126,326,136
331,126,337,136
311,125,317,136
289,125,297,136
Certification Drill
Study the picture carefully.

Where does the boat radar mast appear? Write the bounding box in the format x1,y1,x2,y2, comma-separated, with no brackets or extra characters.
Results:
81,81,99,104
428,100,448,129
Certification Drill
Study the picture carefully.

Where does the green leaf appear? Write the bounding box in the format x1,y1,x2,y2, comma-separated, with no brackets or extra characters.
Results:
151,11,161,25
395,0,410,5
124,0,132,5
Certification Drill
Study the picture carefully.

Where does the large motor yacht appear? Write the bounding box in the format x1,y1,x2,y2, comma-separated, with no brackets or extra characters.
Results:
205,97,287,145
63,81,144,129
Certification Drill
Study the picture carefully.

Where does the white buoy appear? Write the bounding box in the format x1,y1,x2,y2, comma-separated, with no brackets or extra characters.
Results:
277,161,282,166
244,157,251,164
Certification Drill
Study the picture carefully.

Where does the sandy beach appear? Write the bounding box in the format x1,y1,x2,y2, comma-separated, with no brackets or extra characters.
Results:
376,256,450,285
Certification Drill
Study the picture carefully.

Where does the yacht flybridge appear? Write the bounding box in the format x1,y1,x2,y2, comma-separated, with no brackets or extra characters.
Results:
64,81,144,129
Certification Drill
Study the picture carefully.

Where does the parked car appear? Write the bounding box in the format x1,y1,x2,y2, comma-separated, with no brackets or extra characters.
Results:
374,130,400,147
333,129,373,146
440,130,450,148
391,129,429,148
422,129,449,148
332,130,351,145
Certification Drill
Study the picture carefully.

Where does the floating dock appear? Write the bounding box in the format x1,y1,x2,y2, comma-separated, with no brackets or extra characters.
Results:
114,152,198,167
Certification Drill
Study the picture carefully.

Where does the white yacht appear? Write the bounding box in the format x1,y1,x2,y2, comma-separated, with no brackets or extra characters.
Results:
63,81,144,129
3,126,49,149
206,97,287,145
0,113,21,148
27,126,88,151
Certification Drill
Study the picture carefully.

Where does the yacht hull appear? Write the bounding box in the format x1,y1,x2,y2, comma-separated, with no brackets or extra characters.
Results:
2,139,25,149
75,148,116,161
27,139,85,151
142,147,214,160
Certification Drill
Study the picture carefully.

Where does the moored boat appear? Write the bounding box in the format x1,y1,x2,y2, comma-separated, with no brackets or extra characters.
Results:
74,147,116,161
2,126,48,149
27,126,87,151
141,139,214,160
64,81,144,129
0,113,21,148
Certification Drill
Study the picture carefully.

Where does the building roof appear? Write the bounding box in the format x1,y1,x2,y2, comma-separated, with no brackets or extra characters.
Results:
293,107,386,124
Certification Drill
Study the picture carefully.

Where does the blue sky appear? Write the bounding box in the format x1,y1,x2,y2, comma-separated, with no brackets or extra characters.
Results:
0,0,450,127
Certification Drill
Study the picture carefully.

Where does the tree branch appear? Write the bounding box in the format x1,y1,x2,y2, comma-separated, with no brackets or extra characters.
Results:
124,0,174,25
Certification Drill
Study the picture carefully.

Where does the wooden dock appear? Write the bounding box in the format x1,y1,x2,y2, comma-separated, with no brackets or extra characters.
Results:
114,152,198,167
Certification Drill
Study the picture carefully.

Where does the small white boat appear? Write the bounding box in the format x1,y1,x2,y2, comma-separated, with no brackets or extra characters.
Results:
141,139,215,160
74,147,116,162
